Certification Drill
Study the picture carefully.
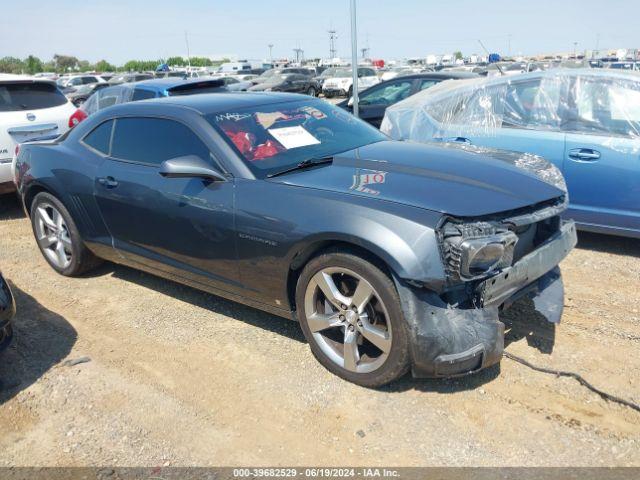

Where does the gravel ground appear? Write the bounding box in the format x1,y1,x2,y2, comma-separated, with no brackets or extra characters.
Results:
0,192,639,467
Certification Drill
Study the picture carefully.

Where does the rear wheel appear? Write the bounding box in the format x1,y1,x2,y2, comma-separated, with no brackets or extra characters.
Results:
307,86,317,97
31,192,102,276
296,250,410,387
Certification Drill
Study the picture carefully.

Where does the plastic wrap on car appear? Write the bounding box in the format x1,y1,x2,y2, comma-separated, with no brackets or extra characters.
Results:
381,70,640,155
442,143,567,194
80,84,135,116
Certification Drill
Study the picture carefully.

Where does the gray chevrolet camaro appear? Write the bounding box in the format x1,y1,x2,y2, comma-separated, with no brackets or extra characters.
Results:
14,93,577,387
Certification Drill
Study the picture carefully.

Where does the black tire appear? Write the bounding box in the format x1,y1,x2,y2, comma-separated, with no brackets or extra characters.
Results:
324,92,333,98
30,192,102,276
347,86,353,98
307,87,317,97
296,249,410,387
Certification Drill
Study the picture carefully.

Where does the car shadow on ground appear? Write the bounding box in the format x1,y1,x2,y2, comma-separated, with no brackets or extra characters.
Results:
501,297,556,354
0,193,25,221
98,263,503,394
576,231,640,258
0,285,77,404
100,263,307,344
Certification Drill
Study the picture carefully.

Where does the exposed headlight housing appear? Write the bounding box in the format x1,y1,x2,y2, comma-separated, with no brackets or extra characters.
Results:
440,221,518,281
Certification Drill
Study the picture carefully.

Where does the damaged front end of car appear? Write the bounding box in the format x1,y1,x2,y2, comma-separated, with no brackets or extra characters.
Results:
396,196,577,378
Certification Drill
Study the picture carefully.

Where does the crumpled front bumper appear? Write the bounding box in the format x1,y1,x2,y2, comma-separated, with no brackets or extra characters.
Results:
398,221,577,378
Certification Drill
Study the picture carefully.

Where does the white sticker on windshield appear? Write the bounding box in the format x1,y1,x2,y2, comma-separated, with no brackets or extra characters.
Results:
268,126,320,150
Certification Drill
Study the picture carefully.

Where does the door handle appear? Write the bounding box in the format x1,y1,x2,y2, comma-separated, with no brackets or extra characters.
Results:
568,148,601,161
97,176,119,188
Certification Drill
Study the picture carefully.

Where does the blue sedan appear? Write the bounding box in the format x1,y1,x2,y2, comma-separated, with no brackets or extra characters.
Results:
382,69,640,239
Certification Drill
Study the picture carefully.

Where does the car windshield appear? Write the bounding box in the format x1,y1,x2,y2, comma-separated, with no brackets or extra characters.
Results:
0,82,68,112
319,68,339,78
333,69,353,78
208,99,386,178
263,74,291,84
258,70,278,79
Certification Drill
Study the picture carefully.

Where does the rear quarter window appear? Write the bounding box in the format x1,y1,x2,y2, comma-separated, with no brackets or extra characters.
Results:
82,120,114,155
0,82,68,112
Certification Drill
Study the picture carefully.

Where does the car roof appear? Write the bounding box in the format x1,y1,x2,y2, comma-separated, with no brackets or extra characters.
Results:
0,73,55,84
395,71,479,80
133,77,224,91
110,92,307,115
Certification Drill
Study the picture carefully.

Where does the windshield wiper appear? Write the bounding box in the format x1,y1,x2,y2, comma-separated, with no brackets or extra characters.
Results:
267,156,334,178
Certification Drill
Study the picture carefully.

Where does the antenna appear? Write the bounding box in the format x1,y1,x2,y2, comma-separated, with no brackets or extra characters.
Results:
478,39,504,76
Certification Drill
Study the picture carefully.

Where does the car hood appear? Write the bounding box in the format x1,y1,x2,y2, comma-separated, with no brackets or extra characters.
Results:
271,141,565,217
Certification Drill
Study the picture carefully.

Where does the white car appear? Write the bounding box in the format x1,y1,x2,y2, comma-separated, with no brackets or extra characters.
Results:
322,67,380,98
0,74,75,194
58,74,106,88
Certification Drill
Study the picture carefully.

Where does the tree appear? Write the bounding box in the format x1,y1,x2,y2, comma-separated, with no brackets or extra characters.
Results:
123,59,160,72
77,60,92,72
53,54,79,72
454,51,463,61
94,59,116,72
166,56,185,66
0,56,24,74
189,56,213,67
24,55,44,75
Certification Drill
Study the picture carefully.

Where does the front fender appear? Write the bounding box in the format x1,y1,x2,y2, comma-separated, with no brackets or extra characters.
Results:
287,211,446,289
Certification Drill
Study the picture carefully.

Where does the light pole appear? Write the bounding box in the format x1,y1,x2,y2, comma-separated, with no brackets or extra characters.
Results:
268,44,274,63
573,42,578,59
350,0,359,117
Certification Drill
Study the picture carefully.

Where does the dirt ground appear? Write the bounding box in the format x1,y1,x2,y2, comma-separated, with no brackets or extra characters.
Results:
0,192,639,467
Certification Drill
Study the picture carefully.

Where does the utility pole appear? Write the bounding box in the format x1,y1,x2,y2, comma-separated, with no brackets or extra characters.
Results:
328,29,338,59
507,33,512,57
350,0,359,117
184,31,191,69
293,48,304,64
573,41,578,58
268,44,274,63
360,33,370,59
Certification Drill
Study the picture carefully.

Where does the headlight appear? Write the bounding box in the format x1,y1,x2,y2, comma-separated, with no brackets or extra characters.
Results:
459,234,517,278
441,222,518,281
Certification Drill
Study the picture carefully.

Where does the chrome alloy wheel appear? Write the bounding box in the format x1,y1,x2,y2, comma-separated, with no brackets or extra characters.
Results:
34,203,73,269
304,267,392,373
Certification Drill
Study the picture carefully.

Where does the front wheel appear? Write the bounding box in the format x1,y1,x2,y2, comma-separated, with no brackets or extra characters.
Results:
296,250,410,387
306,86,317,97
31,192,102,276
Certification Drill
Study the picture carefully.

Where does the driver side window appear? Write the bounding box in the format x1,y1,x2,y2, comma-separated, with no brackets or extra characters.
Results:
111,117,211,166
360,80,413,106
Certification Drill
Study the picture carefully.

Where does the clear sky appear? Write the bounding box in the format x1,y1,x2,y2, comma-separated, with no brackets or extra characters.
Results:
1,0,638,64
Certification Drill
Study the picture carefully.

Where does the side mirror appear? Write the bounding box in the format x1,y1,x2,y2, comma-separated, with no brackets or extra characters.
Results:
159,155,226,182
